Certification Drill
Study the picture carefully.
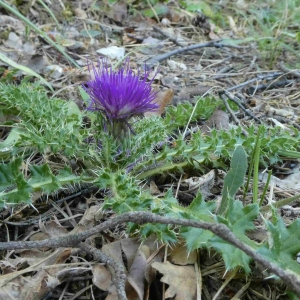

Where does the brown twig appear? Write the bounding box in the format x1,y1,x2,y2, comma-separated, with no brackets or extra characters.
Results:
220,90,263,124
219,93,248,137
226,71,283,92
278,61,300,78
78,242,127,300
0,211,300,297
145,40,243,68
152,25,187,47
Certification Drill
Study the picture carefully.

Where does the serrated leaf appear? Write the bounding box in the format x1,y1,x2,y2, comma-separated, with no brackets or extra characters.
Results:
0,157,23,191
210,201,259,272
189,192,216,213
181,227,214,251
225,201,258,237
4,174,32,206
140,223,177,244
179,193,216,251
218,145,247,215
0,83,86,157
29,164,60,194
0,158,32,207
209,238,252,273
182,200,258,272
257,218,300,274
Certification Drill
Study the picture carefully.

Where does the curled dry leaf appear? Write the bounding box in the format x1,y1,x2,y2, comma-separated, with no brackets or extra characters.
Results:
91,237,164,299
93,264,118,299
149,181,161,195
152,261,197,300
127,245,150,300
180,170,215,199
145,88,174,117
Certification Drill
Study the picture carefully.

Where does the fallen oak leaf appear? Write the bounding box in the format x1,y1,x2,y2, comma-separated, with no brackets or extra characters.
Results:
152,261,196,300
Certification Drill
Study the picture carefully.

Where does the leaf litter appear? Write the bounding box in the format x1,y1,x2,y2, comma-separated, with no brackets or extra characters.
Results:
0,0,300,299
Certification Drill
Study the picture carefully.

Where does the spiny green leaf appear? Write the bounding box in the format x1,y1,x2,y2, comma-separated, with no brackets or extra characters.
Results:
210,201,259,272
139,223,177,244
0,83,86,157
224,201,259,237
0,157,23,191
4,174,32,207
179,193,216,251
0,158,32,207
0,158,84,207
258,218,300,274
209,239,252,273
29,164,60,194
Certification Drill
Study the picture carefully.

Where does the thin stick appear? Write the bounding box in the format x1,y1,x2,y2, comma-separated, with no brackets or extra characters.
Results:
1,211,300,297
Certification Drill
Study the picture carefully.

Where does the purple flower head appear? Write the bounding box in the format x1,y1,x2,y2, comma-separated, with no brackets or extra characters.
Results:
83,59,158,121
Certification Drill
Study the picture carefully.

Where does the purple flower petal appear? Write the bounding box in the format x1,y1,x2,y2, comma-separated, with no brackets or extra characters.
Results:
83,59,158,120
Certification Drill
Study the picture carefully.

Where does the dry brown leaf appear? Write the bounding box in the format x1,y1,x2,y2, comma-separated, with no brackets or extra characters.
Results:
94,238,164,299
40,220,68,238
152,261,196,300
208,23,221,40
74,8,87,19
201,109,230,134
71,205,102,234
127,246,150,300
180,170,215,199
228,16,238,33
0,206,101,300
112,1,127,23
93,265,113,290
6,249,66,275
169,243,197,265
0,248,71,300
149,181,161,195
29,232,50,251
92,265,119,300
174,85,212,104
102,240,125,272
145,89,174,117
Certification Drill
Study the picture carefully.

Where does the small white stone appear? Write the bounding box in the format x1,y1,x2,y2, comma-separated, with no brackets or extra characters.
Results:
161,18,171,26
96,46,125,60
45,65,64,79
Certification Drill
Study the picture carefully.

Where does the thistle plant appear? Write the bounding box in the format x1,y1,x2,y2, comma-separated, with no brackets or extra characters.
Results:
3,77,300,290
83,59,158,141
